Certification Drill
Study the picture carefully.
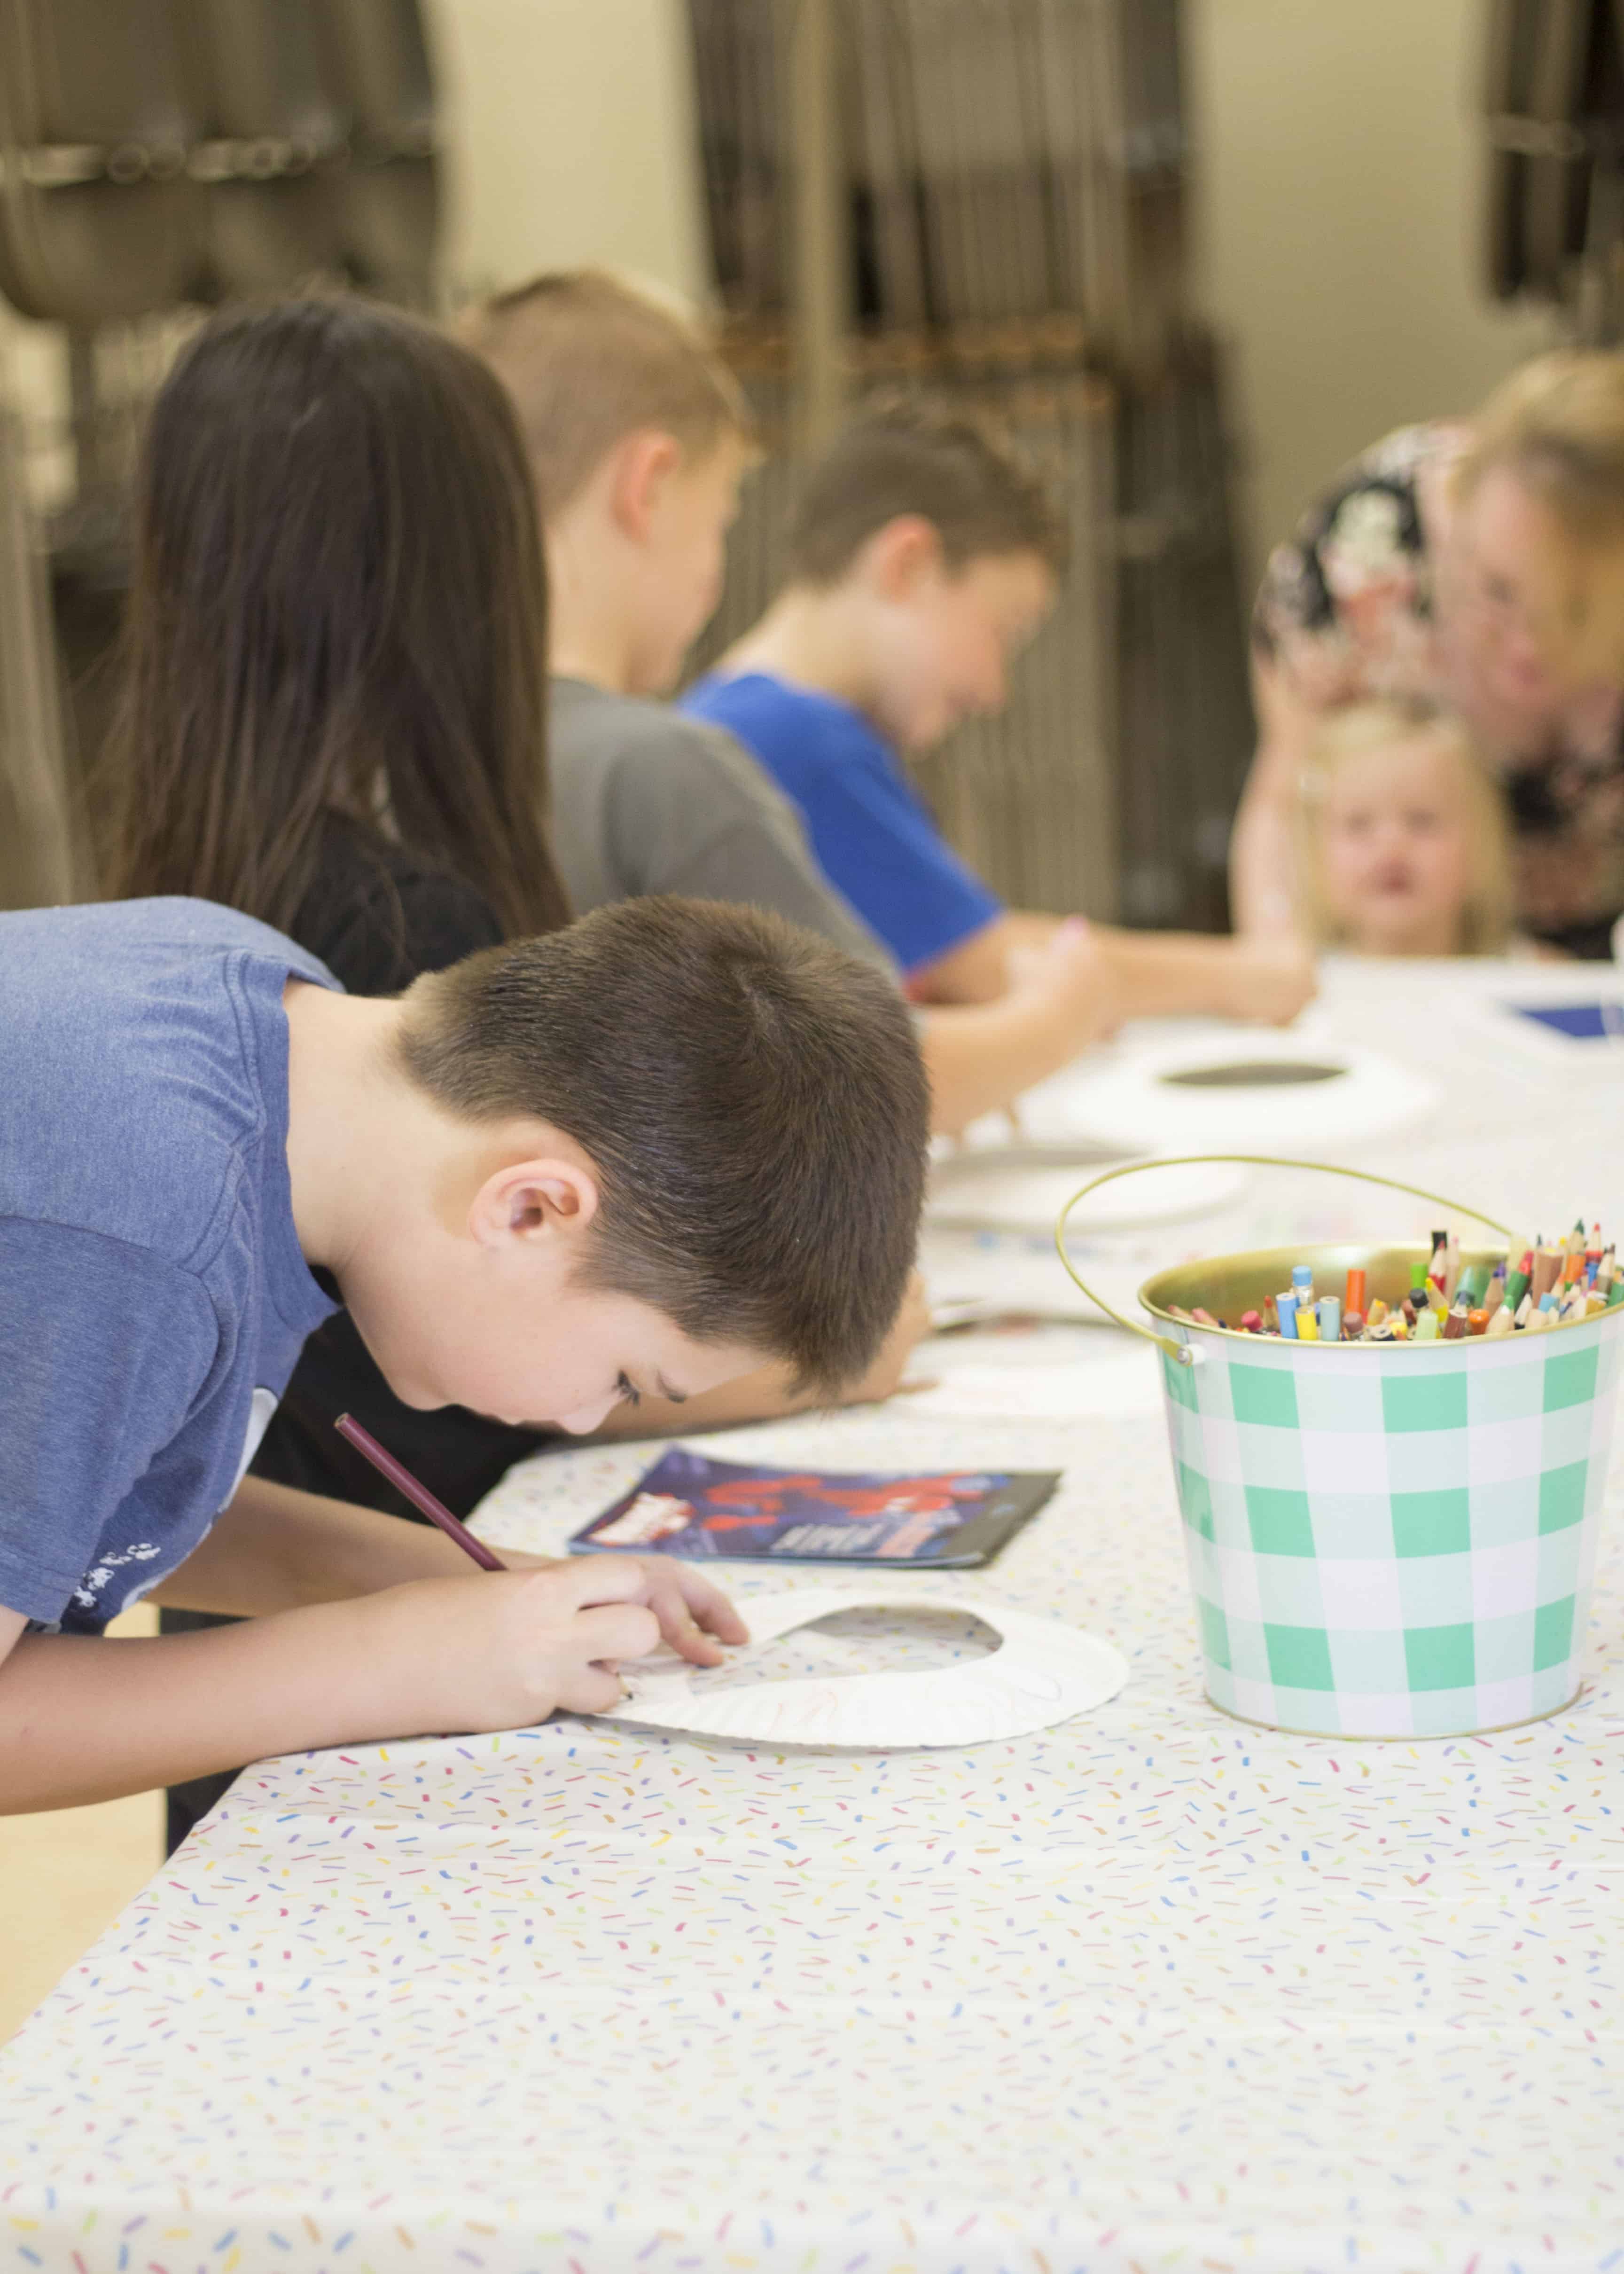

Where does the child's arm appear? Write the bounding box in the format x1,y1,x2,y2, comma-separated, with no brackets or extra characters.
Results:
154,1474,742,1664
1230,658,1319,940
917,920,1122,1135
0,1558,672,1814
914,911,1315,1029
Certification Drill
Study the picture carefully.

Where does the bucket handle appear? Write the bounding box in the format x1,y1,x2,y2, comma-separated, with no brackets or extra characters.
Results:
1054,1155,1518,1366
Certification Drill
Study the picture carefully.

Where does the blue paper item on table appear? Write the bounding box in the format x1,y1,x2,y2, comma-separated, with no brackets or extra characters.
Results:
1507,1002,1624,1040
568,1446,1060,1567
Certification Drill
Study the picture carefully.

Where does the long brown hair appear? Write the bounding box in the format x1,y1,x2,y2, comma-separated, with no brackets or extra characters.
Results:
100,294,569,940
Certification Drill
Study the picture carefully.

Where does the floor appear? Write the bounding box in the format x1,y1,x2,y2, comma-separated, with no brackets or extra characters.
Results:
0,1602,163,2045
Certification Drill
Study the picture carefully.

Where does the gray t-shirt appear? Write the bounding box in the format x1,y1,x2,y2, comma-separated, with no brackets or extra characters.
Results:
547,677,894,972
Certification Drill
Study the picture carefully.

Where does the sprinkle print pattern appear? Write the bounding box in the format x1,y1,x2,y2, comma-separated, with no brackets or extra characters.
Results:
4,967,1624,2273
3,1400,1622,2274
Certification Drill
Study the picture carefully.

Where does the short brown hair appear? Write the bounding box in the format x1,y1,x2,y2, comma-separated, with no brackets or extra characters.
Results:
787,401,1068,585
398,896,929,1394
459,269,751,513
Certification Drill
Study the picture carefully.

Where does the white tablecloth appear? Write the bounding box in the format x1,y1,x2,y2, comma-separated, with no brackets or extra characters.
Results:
6,960,1624,2274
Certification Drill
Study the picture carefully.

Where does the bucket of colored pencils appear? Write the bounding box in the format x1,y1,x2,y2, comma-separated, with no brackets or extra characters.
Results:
1056,1159,1624,1739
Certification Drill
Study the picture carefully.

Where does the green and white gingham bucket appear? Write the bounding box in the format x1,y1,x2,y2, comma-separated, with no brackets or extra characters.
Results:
1058,1158,1624,1739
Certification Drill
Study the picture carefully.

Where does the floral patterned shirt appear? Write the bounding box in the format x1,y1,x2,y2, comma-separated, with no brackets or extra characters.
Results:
1253,423,1624,956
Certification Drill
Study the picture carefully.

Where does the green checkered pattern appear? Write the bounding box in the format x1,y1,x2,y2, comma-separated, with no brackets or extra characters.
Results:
1160,1312,1622,1737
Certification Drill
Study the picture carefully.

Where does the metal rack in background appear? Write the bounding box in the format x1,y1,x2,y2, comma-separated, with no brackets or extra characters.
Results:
683,0,1252,930
0,0,440,908
1483,0,1624,339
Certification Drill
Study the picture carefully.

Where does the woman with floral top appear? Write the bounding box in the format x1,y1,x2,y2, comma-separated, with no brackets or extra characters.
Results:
1232,353,1624,958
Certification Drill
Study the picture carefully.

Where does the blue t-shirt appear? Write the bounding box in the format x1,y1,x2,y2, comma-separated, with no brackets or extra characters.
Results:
0,899,340,1634
681,672,1003,976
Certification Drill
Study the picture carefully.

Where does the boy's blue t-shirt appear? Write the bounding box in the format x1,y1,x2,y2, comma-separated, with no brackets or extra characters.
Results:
0,898,341,1634
681,671,1002,976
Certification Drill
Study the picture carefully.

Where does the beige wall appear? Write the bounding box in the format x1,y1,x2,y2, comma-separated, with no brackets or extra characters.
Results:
424,0,710,305
1188,0,1557,591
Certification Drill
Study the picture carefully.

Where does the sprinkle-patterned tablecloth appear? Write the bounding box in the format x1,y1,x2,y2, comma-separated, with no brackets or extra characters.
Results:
6,962,1624,2274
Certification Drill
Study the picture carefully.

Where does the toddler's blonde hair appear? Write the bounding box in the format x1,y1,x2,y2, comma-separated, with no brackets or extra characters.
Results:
1295,699,1515,956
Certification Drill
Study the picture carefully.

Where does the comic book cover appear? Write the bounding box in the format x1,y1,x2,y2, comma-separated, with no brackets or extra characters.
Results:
567,1446,1061,1567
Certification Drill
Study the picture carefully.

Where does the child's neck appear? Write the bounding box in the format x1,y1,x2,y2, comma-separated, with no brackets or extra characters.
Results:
545,515,645,697
722,588,882,719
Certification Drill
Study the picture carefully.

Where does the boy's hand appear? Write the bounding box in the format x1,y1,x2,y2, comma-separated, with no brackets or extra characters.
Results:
486,1547,750,1670
359,1558,672,1728
620,1556,750,1666
1010,916,1122,1045
1219,938,1317,1024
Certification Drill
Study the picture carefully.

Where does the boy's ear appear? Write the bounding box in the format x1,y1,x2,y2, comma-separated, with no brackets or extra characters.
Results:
863,514,945,599
468,1157,601,1248
606,428,684,542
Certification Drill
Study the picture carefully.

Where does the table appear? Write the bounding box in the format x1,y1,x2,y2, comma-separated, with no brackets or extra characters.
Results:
6,959,1624,2274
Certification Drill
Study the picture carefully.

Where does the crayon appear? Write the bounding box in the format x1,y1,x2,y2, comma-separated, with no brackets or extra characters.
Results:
1390,1312,1410,1340
1459,1263,1490,1307
1428,1230,1448,1290
1241,1310,1263,1333
1483,1266,1506,1321
1468,1308,1488,1335
1296,1306,1321,1341
1442,1300,1468,1341
1342,1310,1365,1339
1415,1307,1440,1341
1317,1295,1340,1342
1344,1267,1367,1317
1276,1291,1299,1339
1444,1234,1461,1300
1291,1263,1315,1307
1190,1307,1221,1328
1610,1280,1624,1309
1367,1296,1390,1326
1504,1251,1533,1310
1586,1290,1608,1317
1515,1290,1533,1327
1486,1304,1514,1338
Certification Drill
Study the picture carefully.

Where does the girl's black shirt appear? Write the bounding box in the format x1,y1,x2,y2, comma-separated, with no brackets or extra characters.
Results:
249,820,556,1523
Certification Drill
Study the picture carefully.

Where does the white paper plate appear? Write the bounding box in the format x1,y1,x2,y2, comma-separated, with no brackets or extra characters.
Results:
600,1588,1129,1748
928,1148,1249,1234
1015,1031,1439,1154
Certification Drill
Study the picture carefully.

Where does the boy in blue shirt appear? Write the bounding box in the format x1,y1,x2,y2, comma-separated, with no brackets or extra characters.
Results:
0,893,926,1811
685,404,1315,1026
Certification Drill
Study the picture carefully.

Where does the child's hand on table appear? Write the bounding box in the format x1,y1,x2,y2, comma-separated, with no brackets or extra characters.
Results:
1218,937,1317,1025
1010,915,1123,1045
482,1548,749,1666
358,1553,749,1731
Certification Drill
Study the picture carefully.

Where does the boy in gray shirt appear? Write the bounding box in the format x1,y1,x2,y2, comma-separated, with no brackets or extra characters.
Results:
465,273,1125,1132
549,676,890,970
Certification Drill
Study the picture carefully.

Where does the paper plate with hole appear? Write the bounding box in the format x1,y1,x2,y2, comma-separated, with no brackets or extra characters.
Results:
597,1588,1129,1748
928,1145,1248,1235
1018,1031,1439,1154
